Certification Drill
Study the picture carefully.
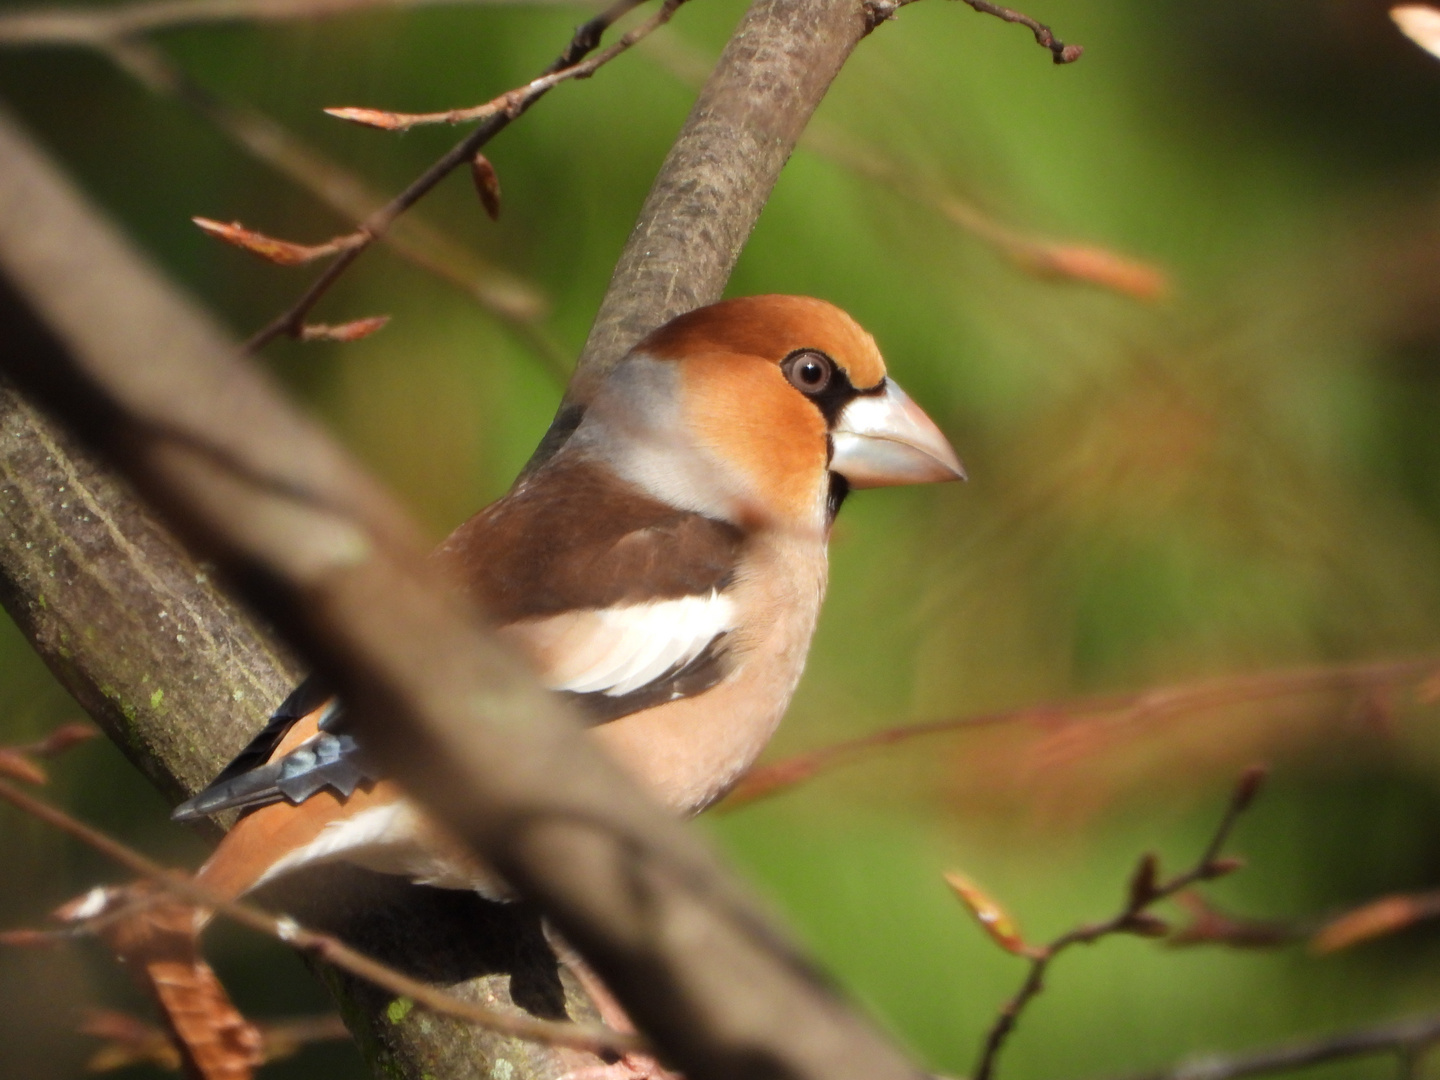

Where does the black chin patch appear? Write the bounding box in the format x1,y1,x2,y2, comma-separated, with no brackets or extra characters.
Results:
827,472,850,523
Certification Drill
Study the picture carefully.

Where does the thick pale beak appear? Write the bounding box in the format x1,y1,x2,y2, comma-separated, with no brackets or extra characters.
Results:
830,380,966,489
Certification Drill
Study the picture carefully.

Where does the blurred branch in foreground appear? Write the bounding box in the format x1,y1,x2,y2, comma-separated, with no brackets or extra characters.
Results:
952,767,1266,1080
640,33,1166,302
0,0,933,1063
0,0,566,43
0,773,638,1056
1099,1012,1440,1080
723,656,1440,808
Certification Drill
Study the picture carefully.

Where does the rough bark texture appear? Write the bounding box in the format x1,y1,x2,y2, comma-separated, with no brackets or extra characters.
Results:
0,101,924,1080
0,109,607,1080
0,0,898,1074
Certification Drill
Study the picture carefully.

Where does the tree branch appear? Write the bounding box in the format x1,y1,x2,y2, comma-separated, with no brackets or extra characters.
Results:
244,0,665,351
1099,1012,1440,1080
967,768,1267,1080
0,776,638,1056
0,91,924,1080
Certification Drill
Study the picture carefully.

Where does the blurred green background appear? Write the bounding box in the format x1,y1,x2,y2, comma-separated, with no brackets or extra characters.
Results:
5,0,1440,1076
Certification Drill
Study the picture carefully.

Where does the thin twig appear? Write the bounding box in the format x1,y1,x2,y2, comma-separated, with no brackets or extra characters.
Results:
245,0,684,351
723,656,1440,809
1097,1011,1440,1080
971,767,1267,1080
958,0,1082,64
328,0,683,131
96,36,571,376
0,777,642,1056
0,0,565,45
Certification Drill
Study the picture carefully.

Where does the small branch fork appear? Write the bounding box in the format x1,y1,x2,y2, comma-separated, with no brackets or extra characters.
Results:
958,0,1082,64
245,0,684,352
0,769,641,1057
961,767,1269,1080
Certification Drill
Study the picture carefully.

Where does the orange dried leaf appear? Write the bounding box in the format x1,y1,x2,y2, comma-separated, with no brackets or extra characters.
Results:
192,217,356,267
299,316,391,343
1026,243,1169,302
471,153,502,221
1311,892,1440,954
944,871,1031,956
0,749,47,786
323,106,411,131
1393,5,1440,59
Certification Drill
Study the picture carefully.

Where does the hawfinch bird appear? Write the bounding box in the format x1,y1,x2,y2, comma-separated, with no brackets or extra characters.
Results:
81,294,963,1075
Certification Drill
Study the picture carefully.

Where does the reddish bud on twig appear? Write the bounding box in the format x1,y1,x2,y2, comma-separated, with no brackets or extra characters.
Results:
471,154,502,221
323,106,412,131
1127,852,1160,909
192,217,363,267
944,872,1036,957
1168,892,1298,949
1231,765,1269,813
298,316,391,343
1312,891,1440,954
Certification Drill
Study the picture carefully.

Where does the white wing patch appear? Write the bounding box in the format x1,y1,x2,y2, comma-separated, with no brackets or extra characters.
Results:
503,591,736,699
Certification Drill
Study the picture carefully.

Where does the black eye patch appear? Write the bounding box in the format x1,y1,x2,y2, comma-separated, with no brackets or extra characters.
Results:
780,348,884,427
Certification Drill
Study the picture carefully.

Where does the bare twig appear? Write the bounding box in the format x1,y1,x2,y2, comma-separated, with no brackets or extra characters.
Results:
245,0,679,351
0,0,563,45
95,36,570,375
328,0,683,131
638,32,1161,300
1099,1012,1440,1080
959,0,1082,64
969,768,1267,1080
0,98,925,1080
0,776,643,1056
723,656,1440,808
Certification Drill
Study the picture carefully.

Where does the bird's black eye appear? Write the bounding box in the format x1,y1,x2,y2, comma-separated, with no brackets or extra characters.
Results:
782,350,834,395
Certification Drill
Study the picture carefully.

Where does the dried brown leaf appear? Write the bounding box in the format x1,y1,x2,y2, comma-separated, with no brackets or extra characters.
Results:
944,871,1033,957
471,153,502,221
1023,243,1169,302
298,316,391,343
1312,892,1440,954
192,217,359,267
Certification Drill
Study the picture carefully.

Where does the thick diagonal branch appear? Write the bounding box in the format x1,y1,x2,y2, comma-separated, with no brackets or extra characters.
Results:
0,88,923,1080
